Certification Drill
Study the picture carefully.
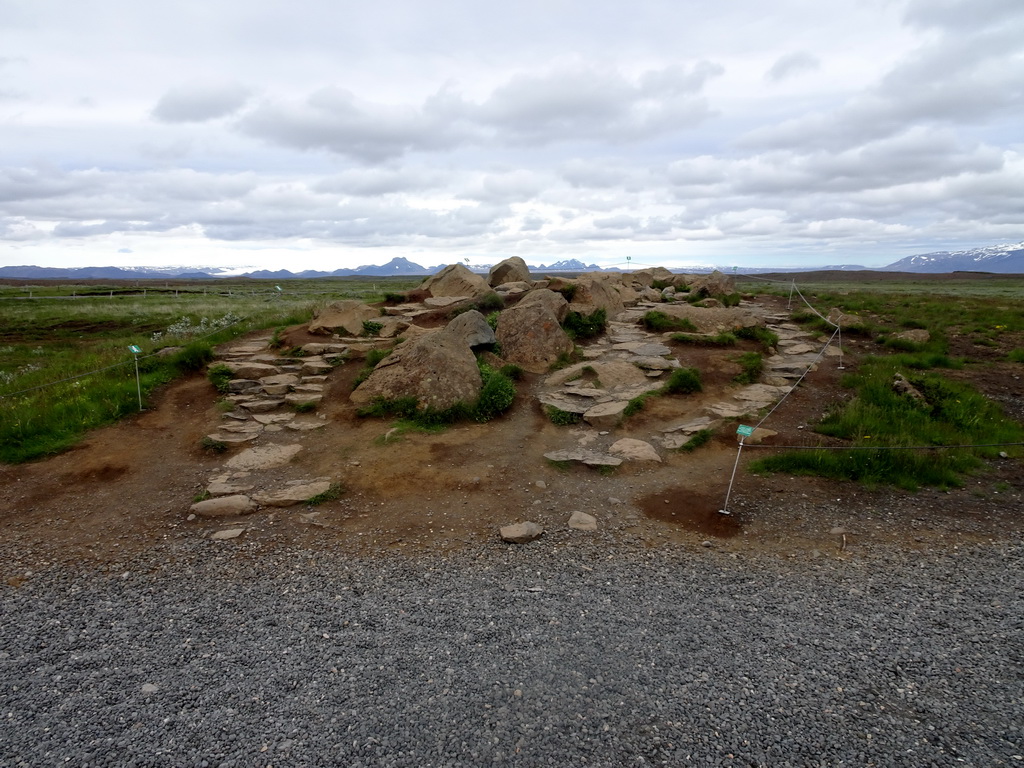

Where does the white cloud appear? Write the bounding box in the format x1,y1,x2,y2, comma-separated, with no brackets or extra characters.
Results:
764,52,820,82
152,83,252,123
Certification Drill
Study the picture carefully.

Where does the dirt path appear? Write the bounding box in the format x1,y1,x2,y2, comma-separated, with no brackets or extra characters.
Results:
2,296,1021,580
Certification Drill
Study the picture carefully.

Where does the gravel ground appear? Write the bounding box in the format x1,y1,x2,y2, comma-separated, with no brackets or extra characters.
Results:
1,537,1022,768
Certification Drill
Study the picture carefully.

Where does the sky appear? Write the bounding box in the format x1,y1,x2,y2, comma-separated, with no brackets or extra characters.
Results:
0,0,1022,273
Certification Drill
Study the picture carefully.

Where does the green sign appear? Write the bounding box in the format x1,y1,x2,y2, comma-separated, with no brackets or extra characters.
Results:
736,424,755,437
128,345,142,354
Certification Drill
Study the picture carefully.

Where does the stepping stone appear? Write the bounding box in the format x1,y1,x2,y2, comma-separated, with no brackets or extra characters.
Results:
583,400,628,429
238,398,285,413
633,356,680,370
779,343,815,355
285,392,322,406
734,384,791,402
252,413,295,425
608,438,661,462
544,449,622,467
205,432,259,444
286,418,327,431
260,373,300,387
206,475,255,496
662,415,720,434
225,444,303,471
300,361,333,376
253,480,334,507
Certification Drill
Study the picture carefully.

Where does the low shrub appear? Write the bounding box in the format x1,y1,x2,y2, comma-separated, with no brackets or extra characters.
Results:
732,352,763,385
307,482,345,505
473,364,516,422
546,406,582,425
499,363,524,381
476,292,505,313
207,363,234,393
291,401,317,413
665,367,702,395
173,341,215,373
486,311,500,331
352,348,392,389
623,394,651,417
642,311,697,333
735,325,779,349
720,292,742,307
678,429,713,453
199,436,228,453
563,308,607,340
361,320,383,337
670,332,737,347
1009,348,1024,364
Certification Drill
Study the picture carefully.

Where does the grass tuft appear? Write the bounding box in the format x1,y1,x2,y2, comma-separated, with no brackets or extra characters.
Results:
642,311,697,333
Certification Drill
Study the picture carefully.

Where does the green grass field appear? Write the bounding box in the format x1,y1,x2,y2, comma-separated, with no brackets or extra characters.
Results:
0,277,418,462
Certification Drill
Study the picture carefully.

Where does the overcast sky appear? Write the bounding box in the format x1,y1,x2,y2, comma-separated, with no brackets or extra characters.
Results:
1,0,1022,272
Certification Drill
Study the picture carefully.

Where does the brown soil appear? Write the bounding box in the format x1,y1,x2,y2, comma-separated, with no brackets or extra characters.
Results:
1,295,1021,578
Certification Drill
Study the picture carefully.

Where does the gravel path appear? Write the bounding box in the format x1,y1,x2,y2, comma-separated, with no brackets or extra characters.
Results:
1,539,1022,768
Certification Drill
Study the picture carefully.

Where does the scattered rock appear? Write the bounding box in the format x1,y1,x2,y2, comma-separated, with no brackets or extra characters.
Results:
500,522,544,544
543,449,622,467
209,528,245,540
189,495,256,518
892,329,930,344
568,511,598,531
893,373,925,400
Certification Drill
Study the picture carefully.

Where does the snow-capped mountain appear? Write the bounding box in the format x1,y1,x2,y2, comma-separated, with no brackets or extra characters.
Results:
883,242,1024,273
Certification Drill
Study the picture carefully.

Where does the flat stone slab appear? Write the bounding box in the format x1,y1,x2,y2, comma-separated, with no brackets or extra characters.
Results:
225,444,303,471
219,361,282,379
253,480,334,507
260,373,300,387
733,384,791,402
705,402,755,419
779,343,815,355
584,400,628,428
661,415,719,434
190,495,256,518
286,418,328,431
608,438,661,462
612,342,673,356
206,477,255,496
424,296,469,307
238,398,285,413
285,392,322,405
252,413,295,425
632,356,680,370
538,393,598,415
205,432,259,444
544,449,623,467
300,361,333,376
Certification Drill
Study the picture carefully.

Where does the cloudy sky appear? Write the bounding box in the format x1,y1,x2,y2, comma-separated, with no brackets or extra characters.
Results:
1,0,1022,272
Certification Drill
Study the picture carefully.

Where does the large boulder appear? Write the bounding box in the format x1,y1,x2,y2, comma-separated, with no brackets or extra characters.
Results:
309,300,382,336
517,288,569,322
496,297,574,372
688,270,735,297
568,274,625,319
445,309,497,348
649,303,761,334
420,263,492,300
350,329,482,411
488,257,532,287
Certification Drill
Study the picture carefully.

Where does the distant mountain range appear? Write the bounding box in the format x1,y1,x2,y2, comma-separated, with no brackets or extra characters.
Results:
881,242,1024,273
1,242,1021,280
